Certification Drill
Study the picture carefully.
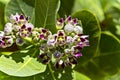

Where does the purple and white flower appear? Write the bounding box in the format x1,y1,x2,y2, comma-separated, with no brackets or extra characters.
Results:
56,18,64,29
16,38,24,46
1,36,13,48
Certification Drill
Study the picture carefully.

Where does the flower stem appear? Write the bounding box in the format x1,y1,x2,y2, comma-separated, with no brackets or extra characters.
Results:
48,63,56,80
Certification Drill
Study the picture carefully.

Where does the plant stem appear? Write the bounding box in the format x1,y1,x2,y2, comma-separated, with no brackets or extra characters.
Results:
48,63,56,80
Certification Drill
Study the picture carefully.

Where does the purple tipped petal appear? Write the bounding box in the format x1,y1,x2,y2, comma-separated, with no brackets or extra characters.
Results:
19,14,24,19
39,34,45,39
73,18,78,24
28,28,32,32
74,45,82,50
78,34,83,36
42,29,47,33
16,17,18,21
67,16,72,22
80,38,85,42
21,25,26,29
26,17,29,21
58,32,64,36
74,52,82,58
59,18,64,23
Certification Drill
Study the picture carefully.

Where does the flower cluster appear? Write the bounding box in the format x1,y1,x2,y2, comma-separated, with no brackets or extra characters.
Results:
39,16,89,69
0,13,34,48
0,14,89,69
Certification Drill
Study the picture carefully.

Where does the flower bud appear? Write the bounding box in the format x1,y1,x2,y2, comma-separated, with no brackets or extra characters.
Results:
4,23,13,35
16,38,24,46
74,25,83,34
64,23,74,33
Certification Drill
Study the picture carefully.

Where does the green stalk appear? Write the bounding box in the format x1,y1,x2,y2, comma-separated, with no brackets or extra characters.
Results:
48,63,56,80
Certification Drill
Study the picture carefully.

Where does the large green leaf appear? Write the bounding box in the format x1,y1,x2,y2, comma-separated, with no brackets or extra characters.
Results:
72,0,104,21
35,0,60,33
58,0,75,17
0,67,50,80
5,0,35,24
0,48,46,77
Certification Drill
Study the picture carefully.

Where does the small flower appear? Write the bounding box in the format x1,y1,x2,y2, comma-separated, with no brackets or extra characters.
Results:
4,23,13,35
18,23,34,37
56,18,64,29
39,53,51,64
18,14,28,25
56,30,66,46
10,13,19,23
2,36,13,48
54,51,61,58
39,28,51,40
10,13,29,25
16,38,24,46
54,60,66,69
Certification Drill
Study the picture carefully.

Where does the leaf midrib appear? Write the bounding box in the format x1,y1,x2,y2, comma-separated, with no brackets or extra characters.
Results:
43,0,50,28
15,48,37,72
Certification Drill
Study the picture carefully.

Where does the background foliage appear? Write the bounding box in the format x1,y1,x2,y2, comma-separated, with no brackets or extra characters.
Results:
0,0,120,80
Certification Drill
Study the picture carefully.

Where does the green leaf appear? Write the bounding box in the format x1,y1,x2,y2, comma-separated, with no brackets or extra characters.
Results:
72,0,104,21
74,71,91,80
35,0,60,33
5,0,35,24
0,47,46,77
0,55,46,77
58,0,75,17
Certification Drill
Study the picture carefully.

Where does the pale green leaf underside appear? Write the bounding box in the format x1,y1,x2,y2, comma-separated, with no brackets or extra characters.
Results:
0,55,46,77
